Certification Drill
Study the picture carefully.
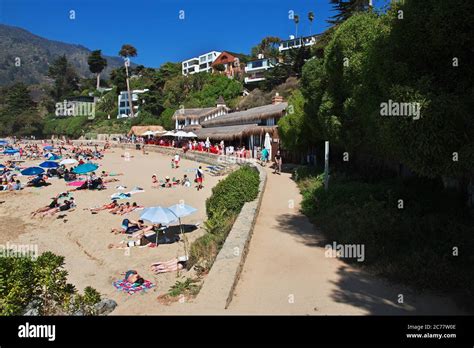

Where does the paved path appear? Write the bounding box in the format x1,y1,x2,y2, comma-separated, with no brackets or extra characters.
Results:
227,167,465,315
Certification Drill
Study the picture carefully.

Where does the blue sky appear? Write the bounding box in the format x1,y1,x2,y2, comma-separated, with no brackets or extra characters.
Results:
0,0,388,68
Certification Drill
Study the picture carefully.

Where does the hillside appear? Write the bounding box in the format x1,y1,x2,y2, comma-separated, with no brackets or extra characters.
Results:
0,24,126,86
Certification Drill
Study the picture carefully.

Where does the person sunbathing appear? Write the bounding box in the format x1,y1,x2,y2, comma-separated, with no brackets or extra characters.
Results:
109,202,129,214
38,198,76,218
118,202,143,215
101,170,124,177
86,199,118,213
150,256,188,274
26,175,49,187
110,218,145,234
108,232,153,249
124,270,145,285
31,193,67,217
102,177,120,183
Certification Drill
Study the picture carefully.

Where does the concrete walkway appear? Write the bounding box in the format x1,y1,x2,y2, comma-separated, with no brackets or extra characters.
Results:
227,167,465,315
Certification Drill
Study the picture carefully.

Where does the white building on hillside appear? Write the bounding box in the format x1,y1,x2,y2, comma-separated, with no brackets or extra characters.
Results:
244,54,276,84
279,34,320,52
182,51,221,75
117,89,149,119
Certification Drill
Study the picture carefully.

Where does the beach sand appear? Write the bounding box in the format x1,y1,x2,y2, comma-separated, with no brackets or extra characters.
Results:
0,148,221,314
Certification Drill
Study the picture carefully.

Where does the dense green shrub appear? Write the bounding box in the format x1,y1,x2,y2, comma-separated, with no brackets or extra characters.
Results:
205,165,259,220
189,166,260,271
0,251,101,316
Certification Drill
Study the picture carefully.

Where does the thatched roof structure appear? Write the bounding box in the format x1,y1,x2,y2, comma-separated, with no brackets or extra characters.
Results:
128,125,165,136
194,124,278,141
172,105,229,121
201,102,287,127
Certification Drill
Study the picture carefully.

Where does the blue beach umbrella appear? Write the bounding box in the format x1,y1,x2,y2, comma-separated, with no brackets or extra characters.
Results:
3,149,19,154
44,153,61,160
72,163,98,174
168,203,197,257
0,140,8,145
140,206,179,246
43,146,54,151
140,206,178,225
0,164,5,168
168,203,197,218
39,161,59,168
21,167,45,176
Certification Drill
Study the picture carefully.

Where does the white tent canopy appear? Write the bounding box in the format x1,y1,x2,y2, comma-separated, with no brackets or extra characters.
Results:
174,131,188,137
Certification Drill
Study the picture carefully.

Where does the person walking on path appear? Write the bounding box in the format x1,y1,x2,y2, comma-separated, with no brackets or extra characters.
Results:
195,166,204,191
274,150,282,174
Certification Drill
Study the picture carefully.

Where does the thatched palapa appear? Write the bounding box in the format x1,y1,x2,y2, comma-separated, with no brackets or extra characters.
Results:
128,125,165,136
194,124,278,141
200,102,288,127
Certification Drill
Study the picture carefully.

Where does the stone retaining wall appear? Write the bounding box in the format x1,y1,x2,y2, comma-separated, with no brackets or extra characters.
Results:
194,164,267,310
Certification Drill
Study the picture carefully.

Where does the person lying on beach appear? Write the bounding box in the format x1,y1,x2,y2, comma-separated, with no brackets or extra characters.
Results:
124,270,145,285
85,199,118,213
118,202,143,215
150,256,188,274
101,170,124,177
108,223,162,247
30,192,68,217
108,202,126,214
102,177,120,183
108,232,153,249
37,198,76,218
110,219,146,234
26,174,49,187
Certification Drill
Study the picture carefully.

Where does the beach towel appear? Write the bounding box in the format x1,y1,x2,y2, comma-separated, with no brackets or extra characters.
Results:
67,180,86,187
113,279,155,295
111,192,131,200
111,187,145,199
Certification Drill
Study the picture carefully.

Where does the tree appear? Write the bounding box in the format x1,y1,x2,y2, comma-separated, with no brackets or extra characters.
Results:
118,44,138,117
294,14,300,37
308,12,315,35
87,50,108,90
0,83,42,137
110,67,127,92
251,36,281,59
47,55,79,101
328,0,371,25
278,89,311,153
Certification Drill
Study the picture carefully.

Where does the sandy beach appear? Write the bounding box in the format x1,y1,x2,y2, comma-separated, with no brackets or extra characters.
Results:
0,147,222,314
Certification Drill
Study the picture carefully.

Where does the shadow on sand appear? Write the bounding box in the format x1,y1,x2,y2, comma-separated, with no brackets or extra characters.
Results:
274,212,463,315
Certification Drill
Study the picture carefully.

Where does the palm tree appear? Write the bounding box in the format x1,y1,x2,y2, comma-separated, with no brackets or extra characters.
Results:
118,44,137,118
294,14,300,38
87,50,108,90
308,12,315,35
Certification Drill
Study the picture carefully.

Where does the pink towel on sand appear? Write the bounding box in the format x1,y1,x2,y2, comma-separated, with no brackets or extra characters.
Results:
67,180,85,187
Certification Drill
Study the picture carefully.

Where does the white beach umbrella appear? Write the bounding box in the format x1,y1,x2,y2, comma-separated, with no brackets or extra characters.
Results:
59,158,77,166
141,130,155,136
174,131,188,138
186,132,198,138
163,131,175,136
